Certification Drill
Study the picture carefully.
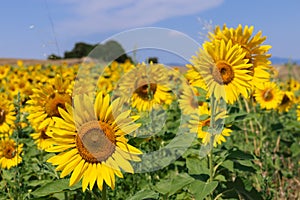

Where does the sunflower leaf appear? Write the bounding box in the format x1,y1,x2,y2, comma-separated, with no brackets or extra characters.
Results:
127,189,159,200
31,179,81,197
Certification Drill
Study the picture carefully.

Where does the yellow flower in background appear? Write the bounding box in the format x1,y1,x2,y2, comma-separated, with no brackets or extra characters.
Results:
27,74,73,130
189,103,231,147
0,94,16,133
277,91,295,113
0,138,23,169
178,84,206,115
47,92,142,191
188,39,253,104
116,63,173,111
208,24,272,89
287,78,300,92
30,124,54,150
0,65,10,80
254,82,283,110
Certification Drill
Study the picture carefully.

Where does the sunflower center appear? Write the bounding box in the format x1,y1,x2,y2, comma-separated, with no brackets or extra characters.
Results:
262,89,274,101
213,62,234,85
135,83,157,100
3,144,16,159
280,94,290,105
45,93,72,117
76,120,115,163
0,108,6,124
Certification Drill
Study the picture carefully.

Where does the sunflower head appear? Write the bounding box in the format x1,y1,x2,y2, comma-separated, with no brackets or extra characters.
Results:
254,82,283,110
189,39,252,104
0,138,23,169
208,24,272,89
277,91,295,113
116,63,173,111
47,92,142,191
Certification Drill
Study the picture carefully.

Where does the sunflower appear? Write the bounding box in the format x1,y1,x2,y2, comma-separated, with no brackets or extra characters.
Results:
0,65,10,80
178,84,206,115
0,93,16,133
30,125,54,150
208,24,272,89
277,91,295,113
0,138,23,169
116,63,173,111
254,82,282,110
27,74,72,130
189,103,231,147
47,92,142,191
188,39,253,104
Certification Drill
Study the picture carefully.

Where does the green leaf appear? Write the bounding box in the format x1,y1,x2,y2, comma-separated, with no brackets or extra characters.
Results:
291,142,300,157
155,173,194,196
27,180,53,187
189,180,218,200
186,157,209,175
128,189,159,200
227,148,254,160
221,160,234,172
31,179,81,197
214,174,226,182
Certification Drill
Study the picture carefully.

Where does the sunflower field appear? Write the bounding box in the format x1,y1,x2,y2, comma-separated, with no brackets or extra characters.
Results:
0,24,300,200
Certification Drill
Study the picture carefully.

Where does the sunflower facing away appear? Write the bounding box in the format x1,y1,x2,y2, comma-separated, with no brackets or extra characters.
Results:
0,138,23,169
189,103,231,147
0,93,16,133
254,82,283,110
208,24,272,89
188,39,253,104
47,92,142,191
116,63,173,111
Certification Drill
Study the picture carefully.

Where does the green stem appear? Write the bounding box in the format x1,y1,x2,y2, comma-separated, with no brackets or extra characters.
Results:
209,95,217,182
102,182,107,200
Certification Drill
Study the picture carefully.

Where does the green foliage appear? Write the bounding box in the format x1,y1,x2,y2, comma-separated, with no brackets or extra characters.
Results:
61,40,133,63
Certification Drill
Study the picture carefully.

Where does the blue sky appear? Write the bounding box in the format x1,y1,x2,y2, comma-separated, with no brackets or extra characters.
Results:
1,0,300,64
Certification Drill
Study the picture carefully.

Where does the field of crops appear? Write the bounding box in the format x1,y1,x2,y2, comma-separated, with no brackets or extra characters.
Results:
0,24,300,200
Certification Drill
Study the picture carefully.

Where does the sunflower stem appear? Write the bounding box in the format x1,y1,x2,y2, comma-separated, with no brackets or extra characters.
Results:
208,94,217,183
101,182,107,200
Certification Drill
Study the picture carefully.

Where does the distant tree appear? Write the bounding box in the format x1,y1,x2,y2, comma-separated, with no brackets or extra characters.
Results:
115,54,133,63
147,57,158,64
102,40,126,62
48,54,62,60
52,40,133,63
64,42,96,59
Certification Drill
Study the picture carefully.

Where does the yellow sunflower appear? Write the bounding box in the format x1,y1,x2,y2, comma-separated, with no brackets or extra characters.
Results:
188,39,253,104
30,124,54,150
27,74,72,130
208,24,272,89
277,91,295,113
0,93,16,133
47,92,142,191
178,84,206,115
189,103,231,147
116,63,173,111
0,138,23,169
0,65,10,80
254,82,283,110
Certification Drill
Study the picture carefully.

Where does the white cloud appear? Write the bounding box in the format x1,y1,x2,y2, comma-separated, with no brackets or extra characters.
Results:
54,0,224,37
